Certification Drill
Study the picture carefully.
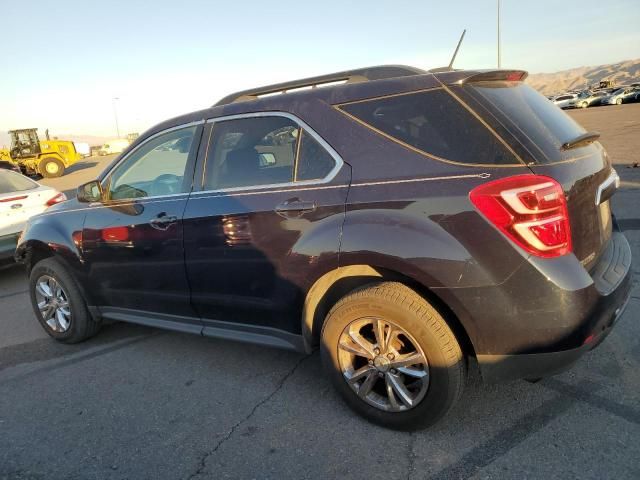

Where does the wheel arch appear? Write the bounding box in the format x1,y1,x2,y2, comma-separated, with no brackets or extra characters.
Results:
301,263,477,360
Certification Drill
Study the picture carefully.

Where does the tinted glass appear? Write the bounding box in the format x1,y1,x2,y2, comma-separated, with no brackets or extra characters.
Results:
296,130,336,181
466,83,587,163
341,89,518,165
107,126,196,200
0,170,38,194
204,116,299,190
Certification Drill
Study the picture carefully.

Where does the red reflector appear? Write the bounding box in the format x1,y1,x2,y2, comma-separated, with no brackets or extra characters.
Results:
72,231,83,248
583,334,595,345
45,192,67,207
470,175,572,258
1,195,28,203
101,226,129,242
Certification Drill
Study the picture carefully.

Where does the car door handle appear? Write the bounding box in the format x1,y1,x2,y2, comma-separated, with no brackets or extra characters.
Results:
275,199,316,217
149,213,178,230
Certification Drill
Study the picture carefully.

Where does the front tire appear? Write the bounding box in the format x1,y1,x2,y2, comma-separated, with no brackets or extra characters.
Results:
321,282,465,430
29,258,100,343
39,157,65,178
580,101,588,108
616,98,623,105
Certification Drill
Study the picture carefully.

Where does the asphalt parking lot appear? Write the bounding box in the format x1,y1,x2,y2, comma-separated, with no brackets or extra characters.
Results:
1,104,639,480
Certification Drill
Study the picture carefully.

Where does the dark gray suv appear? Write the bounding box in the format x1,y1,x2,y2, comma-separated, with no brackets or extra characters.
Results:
16,65,632,429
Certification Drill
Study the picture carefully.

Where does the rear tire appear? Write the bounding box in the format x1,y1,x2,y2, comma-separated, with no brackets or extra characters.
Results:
39,157,65,178
321,282,465,430
29,258,100,343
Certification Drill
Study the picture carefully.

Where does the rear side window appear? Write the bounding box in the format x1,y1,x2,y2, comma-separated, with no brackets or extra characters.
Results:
0,170,38,194
205,116,299,190
295,130,336,181
464,83,587,163
204,116,338,190
339,89,519,165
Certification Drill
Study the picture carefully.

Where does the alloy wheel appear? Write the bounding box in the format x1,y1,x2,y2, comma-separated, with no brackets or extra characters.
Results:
337,317,429,412
35,275,72,332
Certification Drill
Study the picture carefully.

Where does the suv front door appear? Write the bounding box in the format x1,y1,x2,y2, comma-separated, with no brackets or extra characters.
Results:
183,113,350,344
82,124,203,326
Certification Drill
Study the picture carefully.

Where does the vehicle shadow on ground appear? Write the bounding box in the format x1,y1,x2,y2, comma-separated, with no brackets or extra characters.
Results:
65,161,99,174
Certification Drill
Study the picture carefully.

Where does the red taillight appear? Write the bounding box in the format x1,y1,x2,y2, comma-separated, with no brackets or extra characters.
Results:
46,192,67,207
469,175,572,258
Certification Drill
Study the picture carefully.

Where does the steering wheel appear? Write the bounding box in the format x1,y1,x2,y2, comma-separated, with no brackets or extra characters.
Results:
151,174,181,196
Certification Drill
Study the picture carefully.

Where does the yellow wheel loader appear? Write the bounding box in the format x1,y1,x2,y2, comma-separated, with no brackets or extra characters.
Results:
0,128,81,178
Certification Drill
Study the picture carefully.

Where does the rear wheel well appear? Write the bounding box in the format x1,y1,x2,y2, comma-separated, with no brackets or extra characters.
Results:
304,265,476,360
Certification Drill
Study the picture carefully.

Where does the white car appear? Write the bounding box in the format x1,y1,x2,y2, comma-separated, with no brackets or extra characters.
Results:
0,170,66,261
98,139,130,156
551,93,578,109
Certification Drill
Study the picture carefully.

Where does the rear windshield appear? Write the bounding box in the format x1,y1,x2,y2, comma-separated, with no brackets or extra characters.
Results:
463,83,587,163
0,170,38,194
339,89,519,165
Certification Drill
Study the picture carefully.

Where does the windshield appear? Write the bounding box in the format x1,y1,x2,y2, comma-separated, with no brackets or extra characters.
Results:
463,82,588,163
0,170,38,194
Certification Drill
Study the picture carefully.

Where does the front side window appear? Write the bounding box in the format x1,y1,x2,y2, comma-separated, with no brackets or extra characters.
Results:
340,89,518,165
107,126,196,200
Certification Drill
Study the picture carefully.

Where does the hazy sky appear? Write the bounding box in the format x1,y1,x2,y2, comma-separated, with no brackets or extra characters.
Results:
1,0,639,141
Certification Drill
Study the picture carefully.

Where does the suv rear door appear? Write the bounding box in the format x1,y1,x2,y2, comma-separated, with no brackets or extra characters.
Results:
183,113,350,342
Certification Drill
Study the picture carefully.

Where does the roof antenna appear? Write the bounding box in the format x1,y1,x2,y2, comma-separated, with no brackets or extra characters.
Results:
449,29,466,69
428,29,466,73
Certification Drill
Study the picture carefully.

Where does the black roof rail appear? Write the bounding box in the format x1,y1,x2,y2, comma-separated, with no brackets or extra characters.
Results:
213,65,426,106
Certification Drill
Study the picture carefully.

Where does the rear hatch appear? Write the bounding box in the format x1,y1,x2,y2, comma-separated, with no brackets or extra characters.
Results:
453,78,614,269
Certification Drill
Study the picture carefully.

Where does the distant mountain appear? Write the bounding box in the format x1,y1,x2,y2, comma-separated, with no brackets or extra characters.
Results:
527,58,640,95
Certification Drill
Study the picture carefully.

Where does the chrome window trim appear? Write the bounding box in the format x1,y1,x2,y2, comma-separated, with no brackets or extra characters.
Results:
99,120,205,201
595,169,620,206
198,111,345,194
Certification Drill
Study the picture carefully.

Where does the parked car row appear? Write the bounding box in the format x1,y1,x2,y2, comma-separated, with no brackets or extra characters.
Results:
550,84,640,109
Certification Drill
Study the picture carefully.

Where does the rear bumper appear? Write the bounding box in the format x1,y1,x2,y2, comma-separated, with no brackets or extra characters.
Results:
478,290,631,382
442,227,632,383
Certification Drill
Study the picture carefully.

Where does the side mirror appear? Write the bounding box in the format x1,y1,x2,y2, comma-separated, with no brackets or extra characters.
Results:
77,180,103,203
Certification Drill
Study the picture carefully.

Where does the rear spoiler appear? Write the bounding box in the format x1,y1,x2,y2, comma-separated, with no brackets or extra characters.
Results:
458,70,528,84
431,69,529,87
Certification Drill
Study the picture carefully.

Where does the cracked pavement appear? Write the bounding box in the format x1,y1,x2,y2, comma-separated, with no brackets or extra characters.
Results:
1,106,640,479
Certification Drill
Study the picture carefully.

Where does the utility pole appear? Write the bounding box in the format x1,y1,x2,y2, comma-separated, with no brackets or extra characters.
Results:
497,0,502,68
112,97,120,138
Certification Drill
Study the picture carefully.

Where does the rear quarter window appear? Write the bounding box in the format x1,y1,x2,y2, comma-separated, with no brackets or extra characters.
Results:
0,171,38,194
463,83,588,163
338,89,519,166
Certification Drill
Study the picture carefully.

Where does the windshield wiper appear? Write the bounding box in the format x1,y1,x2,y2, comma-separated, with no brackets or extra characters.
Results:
561,131,600,151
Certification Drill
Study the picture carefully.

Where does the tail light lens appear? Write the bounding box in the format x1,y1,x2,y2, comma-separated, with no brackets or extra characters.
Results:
470,175,572,258
45,192,67,207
